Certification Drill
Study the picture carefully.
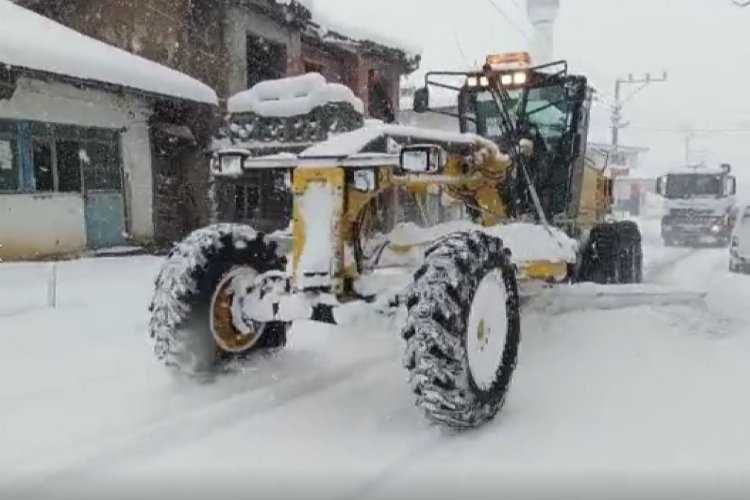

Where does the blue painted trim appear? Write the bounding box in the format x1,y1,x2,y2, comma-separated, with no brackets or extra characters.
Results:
16,122,34,192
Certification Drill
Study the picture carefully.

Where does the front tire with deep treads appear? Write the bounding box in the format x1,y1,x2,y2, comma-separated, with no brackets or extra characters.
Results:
578,222,643,284
148,224,289,375
402,231,521,428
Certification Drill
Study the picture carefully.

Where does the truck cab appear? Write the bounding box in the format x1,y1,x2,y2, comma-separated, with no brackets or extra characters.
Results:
656,164,737,247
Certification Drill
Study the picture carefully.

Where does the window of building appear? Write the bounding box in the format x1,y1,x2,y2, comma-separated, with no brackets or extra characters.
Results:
304,60,324,74
56,141,83,192
0,122,19,192
368,69,395,123
233,170,292,231
0,120,120,194
246,34,287,89
32,140,54,191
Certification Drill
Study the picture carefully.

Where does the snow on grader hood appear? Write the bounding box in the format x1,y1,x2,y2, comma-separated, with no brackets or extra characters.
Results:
149,71,698,429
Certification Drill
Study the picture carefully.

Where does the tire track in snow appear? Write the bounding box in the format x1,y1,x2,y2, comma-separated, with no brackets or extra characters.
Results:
5,352,394,496
645,248,699,284
648,247,740,339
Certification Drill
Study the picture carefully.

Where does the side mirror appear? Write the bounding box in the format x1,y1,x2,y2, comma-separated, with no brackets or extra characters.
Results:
656,175,665,196
729,176,737,196
400,144,447,174
413,87,430,114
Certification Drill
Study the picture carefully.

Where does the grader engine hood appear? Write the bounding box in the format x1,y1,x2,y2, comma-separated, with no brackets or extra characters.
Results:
292,168,345,292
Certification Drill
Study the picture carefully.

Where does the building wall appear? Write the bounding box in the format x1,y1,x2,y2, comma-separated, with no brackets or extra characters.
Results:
300,43,357,88
0,193,85,259
0,77,154,259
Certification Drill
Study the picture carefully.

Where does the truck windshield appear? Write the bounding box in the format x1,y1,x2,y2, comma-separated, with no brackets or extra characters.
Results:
664,174,723,199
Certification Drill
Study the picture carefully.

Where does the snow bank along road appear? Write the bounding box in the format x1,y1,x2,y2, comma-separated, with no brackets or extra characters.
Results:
2,221,750,500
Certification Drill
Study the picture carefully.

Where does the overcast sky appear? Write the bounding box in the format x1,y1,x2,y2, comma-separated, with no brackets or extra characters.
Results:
310,0,750,193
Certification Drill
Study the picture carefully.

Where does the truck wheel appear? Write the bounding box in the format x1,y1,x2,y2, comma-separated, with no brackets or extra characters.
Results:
148,224,289,375
579,224,620,284
402,231,520,428
617,221,643,284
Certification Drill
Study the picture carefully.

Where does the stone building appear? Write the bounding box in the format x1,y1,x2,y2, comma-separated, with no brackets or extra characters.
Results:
0,1,217,259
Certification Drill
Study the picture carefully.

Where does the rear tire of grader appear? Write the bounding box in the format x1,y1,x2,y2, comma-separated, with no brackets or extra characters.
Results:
617,221,643,284
579,222,643,285
402,231,521,428
148,224,289,376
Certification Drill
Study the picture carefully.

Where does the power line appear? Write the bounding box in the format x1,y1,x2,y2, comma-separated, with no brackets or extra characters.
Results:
452,25,470,68
611,72,668,149
507,0,526,14
628,126,750,133
484,0,532,42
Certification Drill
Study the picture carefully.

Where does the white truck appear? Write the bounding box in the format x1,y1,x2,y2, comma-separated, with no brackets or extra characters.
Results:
656,164,737,247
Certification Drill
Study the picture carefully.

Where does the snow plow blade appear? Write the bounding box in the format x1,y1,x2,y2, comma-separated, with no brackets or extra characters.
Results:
525,283,707,315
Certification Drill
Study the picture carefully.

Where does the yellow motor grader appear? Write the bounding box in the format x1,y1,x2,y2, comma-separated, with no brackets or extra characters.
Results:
148,54,643,428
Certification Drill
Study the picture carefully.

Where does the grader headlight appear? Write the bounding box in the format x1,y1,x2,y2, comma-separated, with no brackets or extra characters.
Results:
465,76,490,88
499,71,528,87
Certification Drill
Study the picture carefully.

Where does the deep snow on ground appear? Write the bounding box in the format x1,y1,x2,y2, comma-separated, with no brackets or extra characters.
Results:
2,221,750,500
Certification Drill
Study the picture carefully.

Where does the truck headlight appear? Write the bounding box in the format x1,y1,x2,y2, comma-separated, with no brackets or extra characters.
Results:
353,170,376,192
711,224,722,234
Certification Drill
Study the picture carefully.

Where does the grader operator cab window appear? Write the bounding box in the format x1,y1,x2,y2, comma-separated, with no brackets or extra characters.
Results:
462,79,576,152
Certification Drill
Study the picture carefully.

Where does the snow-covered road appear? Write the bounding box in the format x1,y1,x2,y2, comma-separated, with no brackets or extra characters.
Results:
2,221,750,500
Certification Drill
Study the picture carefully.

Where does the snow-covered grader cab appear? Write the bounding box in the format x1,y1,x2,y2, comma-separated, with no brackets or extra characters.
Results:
148,64,648,429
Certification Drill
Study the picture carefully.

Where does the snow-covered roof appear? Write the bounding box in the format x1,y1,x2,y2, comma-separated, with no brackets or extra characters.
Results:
666,166,729,176
303,15,421,67
227,73,363,116
0,0,218,105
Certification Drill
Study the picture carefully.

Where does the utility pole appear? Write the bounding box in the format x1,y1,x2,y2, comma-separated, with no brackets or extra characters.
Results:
611,72,668,150
684,130,694,165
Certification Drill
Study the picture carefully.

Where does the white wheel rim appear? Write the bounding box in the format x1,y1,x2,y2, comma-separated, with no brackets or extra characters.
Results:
466,269,509,391
210,266,259,353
